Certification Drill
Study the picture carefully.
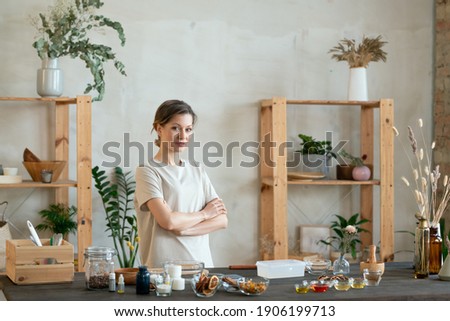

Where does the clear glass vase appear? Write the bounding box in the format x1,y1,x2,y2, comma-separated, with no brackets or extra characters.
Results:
333,253,350,275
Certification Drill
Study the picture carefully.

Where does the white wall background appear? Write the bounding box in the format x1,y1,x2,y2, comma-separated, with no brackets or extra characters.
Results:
0,0,434,267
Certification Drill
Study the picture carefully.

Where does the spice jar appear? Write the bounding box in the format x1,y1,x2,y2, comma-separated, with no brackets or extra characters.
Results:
84,246,116,290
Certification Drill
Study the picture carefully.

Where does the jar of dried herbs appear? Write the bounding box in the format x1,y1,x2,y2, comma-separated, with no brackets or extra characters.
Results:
84,246,116,290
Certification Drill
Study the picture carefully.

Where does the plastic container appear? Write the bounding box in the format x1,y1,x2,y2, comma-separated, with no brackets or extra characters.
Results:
256,259,305,279
84,246,116,290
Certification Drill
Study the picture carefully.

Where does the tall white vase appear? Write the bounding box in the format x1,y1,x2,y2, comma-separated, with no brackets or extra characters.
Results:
347,67,368,101
37,57,63,97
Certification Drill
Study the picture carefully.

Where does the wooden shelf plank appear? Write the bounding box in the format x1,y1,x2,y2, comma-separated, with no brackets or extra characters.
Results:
0,180,77,188
287,179,381,186
285,99,381,107
261,99,381,108
263,177,381,186
0,97,77,104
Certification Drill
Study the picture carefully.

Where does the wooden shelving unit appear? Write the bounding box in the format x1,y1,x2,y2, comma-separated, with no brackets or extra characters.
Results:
0,96,92,271
259,97,394,262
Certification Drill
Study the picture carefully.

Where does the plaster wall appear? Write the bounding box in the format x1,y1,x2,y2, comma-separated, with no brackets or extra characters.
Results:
0,0,434,266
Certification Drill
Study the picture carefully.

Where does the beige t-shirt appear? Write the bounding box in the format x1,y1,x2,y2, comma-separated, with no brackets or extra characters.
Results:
134,159,218,268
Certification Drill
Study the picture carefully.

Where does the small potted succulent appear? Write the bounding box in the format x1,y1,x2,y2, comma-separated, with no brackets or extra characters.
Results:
337,149,372,181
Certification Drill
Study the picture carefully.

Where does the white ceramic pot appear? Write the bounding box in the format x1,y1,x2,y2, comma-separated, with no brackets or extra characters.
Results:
347,67,368,101
37,58,63,97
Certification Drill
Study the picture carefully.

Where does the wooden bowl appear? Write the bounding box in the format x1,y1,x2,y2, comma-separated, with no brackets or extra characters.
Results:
115,267,139,285
22,161,66,183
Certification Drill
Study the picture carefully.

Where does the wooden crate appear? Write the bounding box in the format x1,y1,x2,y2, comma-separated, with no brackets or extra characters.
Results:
6,239,74,285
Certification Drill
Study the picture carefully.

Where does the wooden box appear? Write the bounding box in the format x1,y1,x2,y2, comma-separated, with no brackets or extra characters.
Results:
6,239,74,285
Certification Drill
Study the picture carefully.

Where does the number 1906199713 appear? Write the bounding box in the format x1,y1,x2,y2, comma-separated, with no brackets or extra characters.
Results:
256,305,336,317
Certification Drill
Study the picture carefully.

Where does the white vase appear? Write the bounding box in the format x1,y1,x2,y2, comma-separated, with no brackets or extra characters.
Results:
37,58,63,97
347,67,368,101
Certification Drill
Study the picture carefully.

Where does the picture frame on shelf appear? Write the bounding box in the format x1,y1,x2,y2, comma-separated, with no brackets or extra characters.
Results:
299,224,331,259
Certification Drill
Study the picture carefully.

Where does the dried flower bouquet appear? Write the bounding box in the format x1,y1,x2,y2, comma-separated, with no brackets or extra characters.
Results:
393,119,450,228
329,35,388,68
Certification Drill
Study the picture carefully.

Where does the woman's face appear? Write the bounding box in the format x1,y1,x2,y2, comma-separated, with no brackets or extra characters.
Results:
157,113,194,153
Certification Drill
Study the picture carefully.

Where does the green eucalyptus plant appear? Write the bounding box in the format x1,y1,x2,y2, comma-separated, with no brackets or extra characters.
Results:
30,0,126,101
92,166,139,268
35,203,77,239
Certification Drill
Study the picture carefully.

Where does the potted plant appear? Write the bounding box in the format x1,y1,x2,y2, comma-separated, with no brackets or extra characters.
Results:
328,35,388,101
295,133,337,177
35,203,77,240
92,166,139,269
318,213,370,274
337,149,372,181
29,0,126,101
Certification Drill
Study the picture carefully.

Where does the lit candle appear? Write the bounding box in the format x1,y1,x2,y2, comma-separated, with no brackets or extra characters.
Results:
172,277,185,291
167,264,182,278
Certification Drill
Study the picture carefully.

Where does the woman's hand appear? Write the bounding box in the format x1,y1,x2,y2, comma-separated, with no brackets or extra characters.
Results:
202,198,227,220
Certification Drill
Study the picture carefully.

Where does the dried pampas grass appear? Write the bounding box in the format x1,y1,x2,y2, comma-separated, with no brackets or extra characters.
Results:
329,35,388,68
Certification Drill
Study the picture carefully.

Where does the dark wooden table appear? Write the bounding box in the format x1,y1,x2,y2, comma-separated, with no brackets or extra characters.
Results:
1,262,449,301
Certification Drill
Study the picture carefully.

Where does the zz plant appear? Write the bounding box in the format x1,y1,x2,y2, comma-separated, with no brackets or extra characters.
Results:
92,166,139,268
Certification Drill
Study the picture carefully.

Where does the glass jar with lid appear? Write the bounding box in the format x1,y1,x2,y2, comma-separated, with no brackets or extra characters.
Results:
84,246,116,290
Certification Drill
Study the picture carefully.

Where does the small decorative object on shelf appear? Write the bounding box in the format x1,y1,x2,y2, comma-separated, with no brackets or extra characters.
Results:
328,35,388,101
40,169,53,183
338,149,372,181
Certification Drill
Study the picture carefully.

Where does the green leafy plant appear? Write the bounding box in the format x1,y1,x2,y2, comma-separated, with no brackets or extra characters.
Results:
339,149,367,166
35,203,77,239
92,166,138,268
329,35,388,68
297,133,337,158
29,0,126,101
318,213,370,258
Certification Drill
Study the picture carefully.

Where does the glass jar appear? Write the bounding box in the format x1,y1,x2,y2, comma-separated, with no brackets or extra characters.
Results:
429,225,443,275
84,246,116,290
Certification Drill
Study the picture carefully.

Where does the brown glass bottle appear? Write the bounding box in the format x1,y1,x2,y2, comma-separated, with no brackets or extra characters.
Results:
429,226,443,274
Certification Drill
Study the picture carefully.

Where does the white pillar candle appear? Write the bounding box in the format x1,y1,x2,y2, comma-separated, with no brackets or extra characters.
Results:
172,277,185,291
167,264,182,278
